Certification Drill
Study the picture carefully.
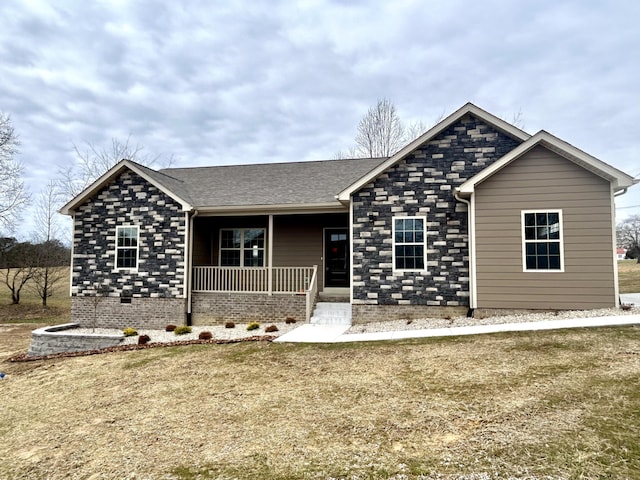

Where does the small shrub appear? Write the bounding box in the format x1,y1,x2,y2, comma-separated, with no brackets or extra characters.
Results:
285,317,296,324
198,331,213,340
174,325,192,335
138,334,151,345
123,327,138,337
225,321,235,329
265,324,278,333
246,322,260,331
165,324,177,332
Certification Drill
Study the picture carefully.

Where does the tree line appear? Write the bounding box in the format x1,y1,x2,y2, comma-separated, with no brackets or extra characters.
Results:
0,237,70,305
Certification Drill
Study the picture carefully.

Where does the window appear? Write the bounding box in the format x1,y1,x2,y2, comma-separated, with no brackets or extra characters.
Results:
393,217,426,271
116,226,139,269
220,228,265,267
522,210,563,271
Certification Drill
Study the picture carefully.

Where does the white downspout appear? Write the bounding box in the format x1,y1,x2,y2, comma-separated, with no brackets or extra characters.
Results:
268,214,274,296
69,213,75,297
349,198,354,304
454,190,476,310
186,209,198,324
611,185,620,307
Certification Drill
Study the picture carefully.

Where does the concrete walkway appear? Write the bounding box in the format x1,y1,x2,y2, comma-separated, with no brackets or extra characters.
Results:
274,314,640,344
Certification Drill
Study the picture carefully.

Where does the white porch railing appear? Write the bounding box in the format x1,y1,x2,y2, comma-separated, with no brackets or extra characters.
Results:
192,266,316,294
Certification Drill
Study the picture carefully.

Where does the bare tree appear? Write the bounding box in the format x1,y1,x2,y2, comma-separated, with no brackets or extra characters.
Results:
339,101,526,160
355,98,406,158
89,282,111,332
0,112,29,232
333,146,359,160
403,120,429,145
58,134,175,199
337,100,433,159
0,239,37,304
617,214,640,263
510,108,526,130
30,181,69,306
33,180,63,244
30,240,70,307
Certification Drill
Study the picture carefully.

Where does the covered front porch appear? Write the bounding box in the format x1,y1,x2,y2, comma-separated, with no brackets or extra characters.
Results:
187,212,350,324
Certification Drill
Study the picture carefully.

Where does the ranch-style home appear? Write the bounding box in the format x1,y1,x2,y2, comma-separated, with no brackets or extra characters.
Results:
61,103,637,329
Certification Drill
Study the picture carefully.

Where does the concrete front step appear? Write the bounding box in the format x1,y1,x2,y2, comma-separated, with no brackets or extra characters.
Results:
310,302,352,326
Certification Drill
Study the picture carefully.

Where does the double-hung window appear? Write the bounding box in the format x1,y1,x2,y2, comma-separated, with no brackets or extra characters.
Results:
116,226,139,269
220,228,265,267
522,210,563,271
393,216,426,271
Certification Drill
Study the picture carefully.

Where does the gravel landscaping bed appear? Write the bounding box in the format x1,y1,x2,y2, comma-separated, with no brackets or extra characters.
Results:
74,321,299,345
345,306,640,334
69,306,640,346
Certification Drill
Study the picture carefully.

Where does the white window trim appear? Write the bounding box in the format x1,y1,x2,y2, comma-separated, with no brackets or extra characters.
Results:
115,225,140,272
521,209,565,273
392,215,427,273
219,228,266,267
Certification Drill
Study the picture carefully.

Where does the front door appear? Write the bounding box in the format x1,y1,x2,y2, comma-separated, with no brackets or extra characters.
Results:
324,228,349,288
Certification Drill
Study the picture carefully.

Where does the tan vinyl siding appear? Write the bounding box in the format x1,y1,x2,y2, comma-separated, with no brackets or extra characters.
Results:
474,145,615,309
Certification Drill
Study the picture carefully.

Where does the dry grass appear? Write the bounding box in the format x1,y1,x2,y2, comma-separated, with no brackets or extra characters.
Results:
618,259,640,293
1,325,639,479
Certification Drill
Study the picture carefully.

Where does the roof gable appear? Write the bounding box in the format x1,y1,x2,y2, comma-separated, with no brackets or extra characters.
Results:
59,160,193,215
337,103,531,201
457,130,637,195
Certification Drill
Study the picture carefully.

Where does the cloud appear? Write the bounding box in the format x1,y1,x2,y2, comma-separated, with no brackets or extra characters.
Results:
0,0,638,237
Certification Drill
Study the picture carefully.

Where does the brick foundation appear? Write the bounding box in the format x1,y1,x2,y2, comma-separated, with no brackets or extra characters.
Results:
71,297,186,329
191,292,306,325
352,304,468,324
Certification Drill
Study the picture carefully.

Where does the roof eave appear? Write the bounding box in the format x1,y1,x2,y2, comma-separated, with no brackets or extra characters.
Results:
337,102,531,201
194,201,348,216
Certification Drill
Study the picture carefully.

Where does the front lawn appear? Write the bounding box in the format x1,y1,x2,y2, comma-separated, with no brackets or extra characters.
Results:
1,325,638,479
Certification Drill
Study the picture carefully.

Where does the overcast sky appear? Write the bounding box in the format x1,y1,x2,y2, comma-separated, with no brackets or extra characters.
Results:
1,0,638,239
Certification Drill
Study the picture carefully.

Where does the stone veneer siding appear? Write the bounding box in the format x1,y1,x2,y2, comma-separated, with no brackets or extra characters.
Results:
351,114,522,322
71,170,187,328
191,292,306,325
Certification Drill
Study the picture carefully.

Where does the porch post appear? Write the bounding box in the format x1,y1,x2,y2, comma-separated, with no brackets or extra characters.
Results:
268,214,273,296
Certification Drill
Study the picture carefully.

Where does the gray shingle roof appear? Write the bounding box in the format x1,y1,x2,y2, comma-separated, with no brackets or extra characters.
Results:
132,162,195,206
157,158,386,208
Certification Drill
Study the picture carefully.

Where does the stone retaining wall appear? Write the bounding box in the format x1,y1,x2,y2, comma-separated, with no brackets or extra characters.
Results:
28,323,124,357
